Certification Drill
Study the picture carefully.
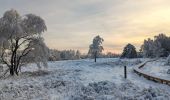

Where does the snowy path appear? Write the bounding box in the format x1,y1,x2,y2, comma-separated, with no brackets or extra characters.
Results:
134,59,170,86
143,59,170,80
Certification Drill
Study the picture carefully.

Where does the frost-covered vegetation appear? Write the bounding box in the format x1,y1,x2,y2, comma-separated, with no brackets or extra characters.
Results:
141,34,170,58
70,81,170,100
0,58,169,100
0,8,170,100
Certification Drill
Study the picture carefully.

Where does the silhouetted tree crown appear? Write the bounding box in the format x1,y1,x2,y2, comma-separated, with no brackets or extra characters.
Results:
121,43,137,58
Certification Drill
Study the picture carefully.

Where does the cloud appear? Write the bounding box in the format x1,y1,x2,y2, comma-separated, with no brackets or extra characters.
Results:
1,0,170,53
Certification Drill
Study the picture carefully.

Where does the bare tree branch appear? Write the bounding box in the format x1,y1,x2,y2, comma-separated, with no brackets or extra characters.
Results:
17,42,33,68
18,38,32,48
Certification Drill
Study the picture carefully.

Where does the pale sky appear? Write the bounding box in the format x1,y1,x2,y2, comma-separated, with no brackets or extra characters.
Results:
1,0,170,53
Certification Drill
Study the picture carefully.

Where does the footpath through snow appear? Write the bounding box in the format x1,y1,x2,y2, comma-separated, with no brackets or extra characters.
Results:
142,59,170,80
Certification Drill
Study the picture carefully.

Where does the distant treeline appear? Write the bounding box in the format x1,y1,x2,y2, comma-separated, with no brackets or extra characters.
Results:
121,33,170,58
49,49,81,61
48,49,120,61
48,33,170,61
141,33,170,58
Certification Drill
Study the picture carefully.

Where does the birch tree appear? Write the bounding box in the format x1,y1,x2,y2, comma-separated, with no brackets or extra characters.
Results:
88,35,104,62
0,9,48,76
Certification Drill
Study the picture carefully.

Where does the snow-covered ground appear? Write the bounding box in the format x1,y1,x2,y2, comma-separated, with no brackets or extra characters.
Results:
142,58,170,80
0,58,170,100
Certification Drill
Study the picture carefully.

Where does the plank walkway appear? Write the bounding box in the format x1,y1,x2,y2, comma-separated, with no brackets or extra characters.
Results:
133,59,170,86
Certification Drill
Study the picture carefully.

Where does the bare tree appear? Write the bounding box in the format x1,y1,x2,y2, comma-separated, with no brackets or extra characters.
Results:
88,35,104,62
0,9,47,76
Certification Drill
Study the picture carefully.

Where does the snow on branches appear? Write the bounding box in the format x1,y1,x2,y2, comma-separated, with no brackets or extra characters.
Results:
88,35,104,62
0,9,48,76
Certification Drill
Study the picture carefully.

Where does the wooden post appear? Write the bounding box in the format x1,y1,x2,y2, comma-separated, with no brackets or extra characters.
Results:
124,66,127,79
94,51,97,62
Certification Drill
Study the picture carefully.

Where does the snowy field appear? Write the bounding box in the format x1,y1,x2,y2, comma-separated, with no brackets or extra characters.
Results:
0,58,170,100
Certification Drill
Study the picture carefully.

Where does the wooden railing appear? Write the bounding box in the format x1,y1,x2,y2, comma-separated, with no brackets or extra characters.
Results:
133,59,170,86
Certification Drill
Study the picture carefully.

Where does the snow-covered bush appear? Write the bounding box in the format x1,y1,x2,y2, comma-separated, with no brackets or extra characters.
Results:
0,79,169,100
69,81,118,100
88,81,116,95
135,87,170,100
165,55,170,74
166,55,170,65
69,81,170,100
119,81,139,92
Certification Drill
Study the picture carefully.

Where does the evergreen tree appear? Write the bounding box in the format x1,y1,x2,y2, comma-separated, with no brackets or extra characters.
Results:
121,43,137,58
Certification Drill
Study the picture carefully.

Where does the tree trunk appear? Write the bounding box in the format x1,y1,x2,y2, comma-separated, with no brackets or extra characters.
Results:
124,66,127,79
10,39,19,76
14,66,19,75
10,67,14,76
95,56,96,62
94,51,97,62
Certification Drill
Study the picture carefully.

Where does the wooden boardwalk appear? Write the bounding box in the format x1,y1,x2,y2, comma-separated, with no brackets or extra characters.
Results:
133,60,170,86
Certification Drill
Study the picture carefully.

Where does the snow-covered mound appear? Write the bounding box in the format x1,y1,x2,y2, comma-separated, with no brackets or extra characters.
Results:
0,58,169,100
